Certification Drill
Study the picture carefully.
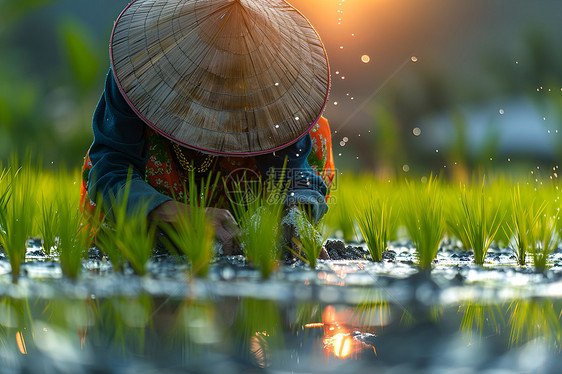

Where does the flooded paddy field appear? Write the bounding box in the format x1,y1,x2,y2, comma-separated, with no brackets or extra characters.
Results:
2,239,562,374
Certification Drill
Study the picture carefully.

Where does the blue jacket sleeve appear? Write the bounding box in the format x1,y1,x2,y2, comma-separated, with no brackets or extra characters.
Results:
87,70,172,217
255,134,329,223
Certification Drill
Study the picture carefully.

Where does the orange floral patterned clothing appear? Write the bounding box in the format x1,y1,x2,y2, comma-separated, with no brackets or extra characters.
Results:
80,117,335,221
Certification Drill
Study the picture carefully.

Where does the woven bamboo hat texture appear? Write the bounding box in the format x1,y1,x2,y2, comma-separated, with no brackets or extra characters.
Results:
110,0,330,156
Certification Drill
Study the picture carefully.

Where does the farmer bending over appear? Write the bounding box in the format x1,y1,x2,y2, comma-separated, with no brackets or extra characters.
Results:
80,0,335,255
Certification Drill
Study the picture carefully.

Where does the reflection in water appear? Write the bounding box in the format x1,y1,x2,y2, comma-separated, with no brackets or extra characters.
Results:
0,291,562,371
459,298,562,350
16,331,27,355
459,302,504,340
318,305,378,359
507,299,562,350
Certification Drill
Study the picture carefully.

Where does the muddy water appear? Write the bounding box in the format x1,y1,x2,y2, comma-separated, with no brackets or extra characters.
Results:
2,239,562,373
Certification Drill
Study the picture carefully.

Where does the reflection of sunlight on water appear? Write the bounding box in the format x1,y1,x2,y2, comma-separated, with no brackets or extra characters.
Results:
16,331,27,355
250,332,271,368
309,305,378,360
330,333,353,358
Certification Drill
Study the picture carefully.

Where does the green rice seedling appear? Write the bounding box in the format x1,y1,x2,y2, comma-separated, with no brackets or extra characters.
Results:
401,176,445,270
0,157,37,283
229,170,286,278
96,172,156,275
507,184,545,266
160,172,216,278
355,192,395,262
530,208,560,273
291,207,328,269
324,180,356,242
0,167,10,222
458,180,503,265
484,176,514,248
55,195,91,279
241,203,283,278
444,187,472,251
38,197,58,256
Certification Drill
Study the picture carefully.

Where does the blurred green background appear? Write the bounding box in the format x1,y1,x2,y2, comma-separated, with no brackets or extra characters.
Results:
1,0,561,178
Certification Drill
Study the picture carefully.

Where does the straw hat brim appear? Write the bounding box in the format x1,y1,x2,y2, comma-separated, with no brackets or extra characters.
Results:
110,0,330,156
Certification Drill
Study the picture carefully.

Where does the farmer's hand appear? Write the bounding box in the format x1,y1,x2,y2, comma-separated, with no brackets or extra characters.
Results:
204,207,240,255
148,201,240,255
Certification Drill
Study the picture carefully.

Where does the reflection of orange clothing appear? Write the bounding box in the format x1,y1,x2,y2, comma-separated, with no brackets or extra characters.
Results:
80,117,335,220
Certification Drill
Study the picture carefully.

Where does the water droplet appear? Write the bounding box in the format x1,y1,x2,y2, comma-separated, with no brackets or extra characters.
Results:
402,164,410,172
499,109,504,115
421,176,428,183
411,56,418,63
508,158,511,162
339,141,346,147
341,76,346,80
361,55,371,64
340,46,344,49
343,137,349,142
333,102,338,106
435,149,439,153
274,82,279,86
413,127,421,136
295,116,300,121
515,61,519,64
338,153,342,156
335,71,340,75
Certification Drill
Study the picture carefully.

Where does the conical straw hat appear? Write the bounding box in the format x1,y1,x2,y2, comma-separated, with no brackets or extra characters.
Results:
110,0,330,156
